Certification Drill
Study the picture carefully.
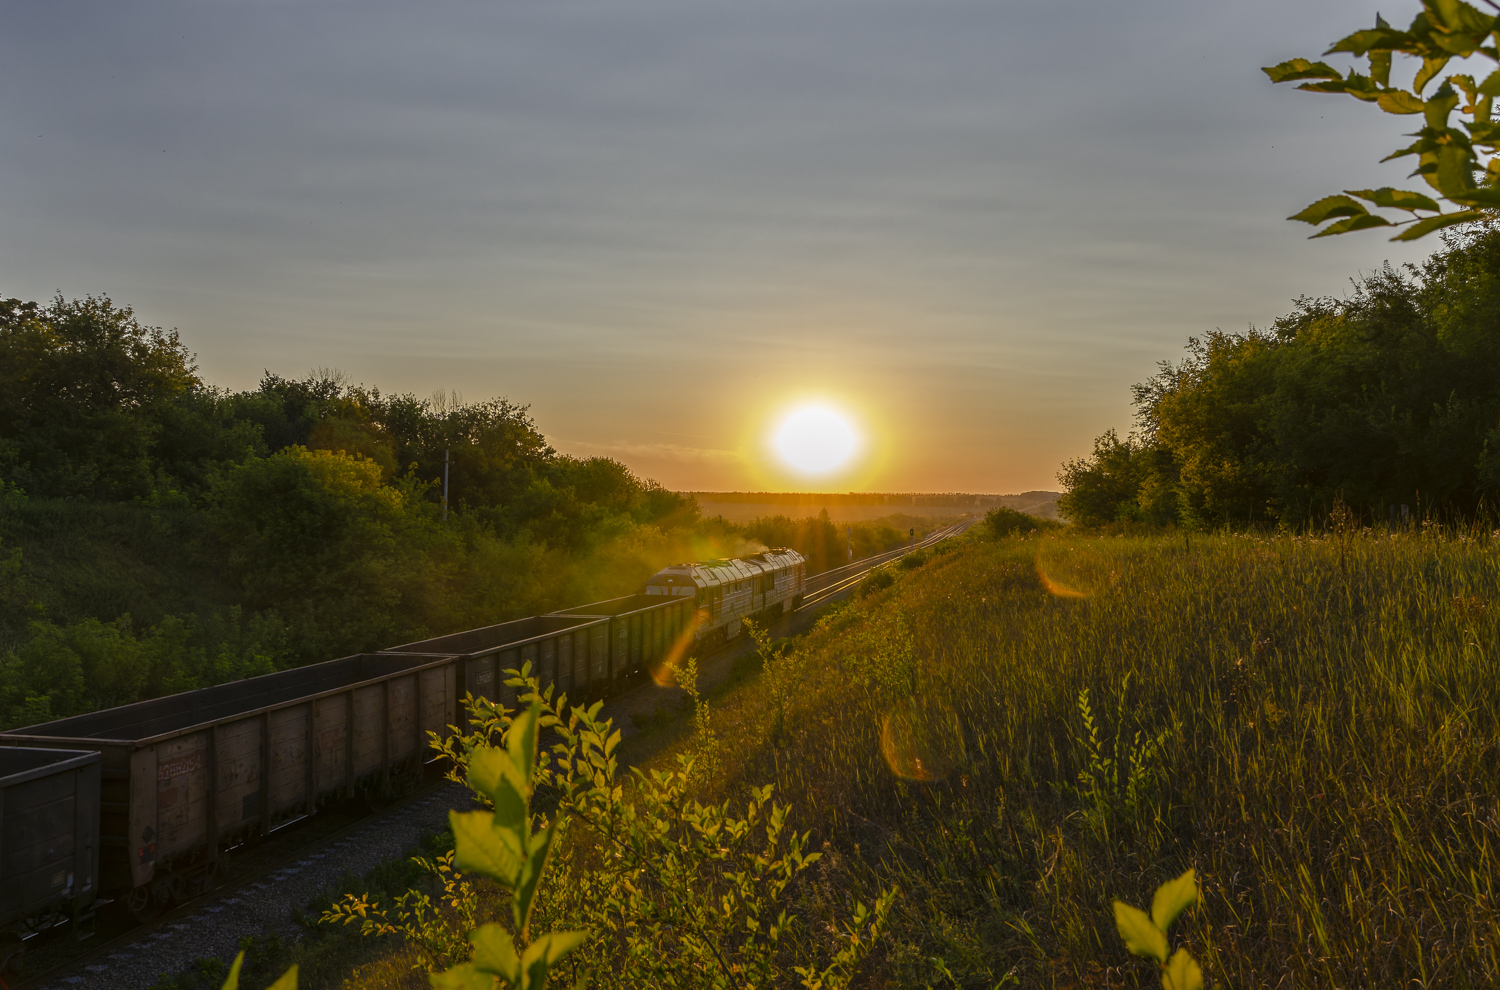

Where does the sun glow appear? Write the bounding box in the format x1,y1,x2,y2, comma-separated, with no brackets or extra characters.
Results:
770,402,862,476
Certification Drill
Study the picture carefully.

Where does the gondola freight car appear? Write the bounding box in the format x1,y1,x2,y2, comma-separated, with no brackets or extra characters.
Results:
0,748,101,966
547,593,697,682
386,613,616,708
0,651,461,918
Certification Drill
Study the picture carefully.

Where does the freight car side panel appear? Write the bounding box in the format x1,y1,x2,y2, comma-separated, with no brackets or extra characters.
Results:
313,695,350,797
352,685,385,777
418,666,453,751
215,719,261,839
3,773,81,912
268,706,309,821
388,676,418,763
129,747,155,888
156,731,210,863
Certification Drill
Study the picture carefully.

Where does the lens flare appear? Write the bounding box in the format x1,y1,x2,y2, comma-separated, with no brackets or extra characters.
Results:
879,706,957,782
1034,543,1120,599
771,403,861,476
1035,561,1089,599
649,615,702,687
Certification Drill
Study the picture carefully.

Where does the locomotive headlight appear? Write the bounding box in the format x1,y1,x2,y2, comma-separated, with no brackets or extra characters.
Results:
771,403,861,476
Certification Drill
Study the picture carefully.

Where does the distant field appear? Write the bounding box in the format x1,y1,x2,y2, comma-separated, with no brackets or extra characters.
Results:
696,501,973,523
691,491,1059,523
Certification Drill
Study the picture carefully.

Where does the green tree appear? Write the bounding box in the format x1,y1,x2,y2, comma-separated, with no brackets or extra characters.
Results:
0,293,201,499
209,446,451,661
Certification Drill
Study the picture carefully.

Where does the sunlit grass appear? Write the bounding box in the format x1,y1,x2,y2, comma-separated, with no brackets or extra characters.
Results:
697,528,1500,986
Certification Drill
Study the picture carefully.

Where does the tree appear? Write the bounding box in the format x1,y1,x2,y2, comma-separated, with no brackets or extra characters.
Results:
1265,0,1500,239
0,293,201,499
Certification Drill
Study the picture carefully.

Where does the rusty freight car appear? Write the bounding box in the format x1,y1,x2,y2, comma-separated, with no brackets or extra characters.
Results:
547,594,697,684
387,613,618,706
0,748,101,966
0,651,458,918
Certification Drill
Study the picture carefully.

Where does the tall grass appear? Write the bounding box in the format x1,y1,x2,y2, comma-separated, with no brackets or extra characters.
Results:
708,529,1500,986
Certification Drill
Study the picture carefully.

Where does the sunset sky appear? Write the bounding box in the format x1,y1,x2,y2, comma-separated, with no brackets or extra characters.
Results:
2,0,1440,492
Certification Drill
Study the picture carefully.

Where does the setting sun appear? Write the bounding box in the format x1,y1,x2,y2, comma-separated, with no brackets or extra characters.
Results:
770,402,862,476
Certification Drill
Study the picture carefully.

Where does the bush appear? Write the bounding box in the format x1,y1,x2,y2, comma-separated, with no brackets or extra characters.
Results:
982,504,1055,537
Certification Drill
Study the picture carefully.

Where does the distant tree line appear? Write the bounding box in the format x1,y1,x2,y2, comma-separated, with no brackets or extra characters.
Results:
1058,227,1500,528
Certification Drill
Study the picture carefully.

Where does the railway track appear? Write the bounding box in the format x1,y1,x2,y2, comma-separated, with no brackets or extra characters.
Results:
795,519,973,610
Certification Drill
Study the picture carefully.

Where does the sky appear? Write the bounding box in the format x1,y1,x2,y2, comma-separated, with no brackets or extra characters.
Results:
0,0,1446,493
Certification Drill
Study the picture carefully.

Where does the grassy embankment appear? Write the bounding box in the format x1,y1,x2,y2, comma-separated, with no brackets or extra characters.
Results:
167,528,1500,988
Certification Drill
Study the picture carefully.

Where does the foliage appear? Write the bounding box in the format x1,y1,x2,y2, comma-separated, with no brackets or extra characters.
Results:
1113,870,1203,990
744,618,800,746
1265,1,1500,239
384,670,893,988
436,702,586,990
1059,230,1500,527
0,293,204,501
220,950,297,990
1070,676,1174,844
979,505,1058,538
322,850,486,973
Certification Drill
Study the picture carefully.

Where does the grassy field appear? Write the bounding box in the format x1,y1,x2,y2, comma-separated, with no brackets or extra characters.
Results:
708,528,1500,987
186,527,1500,988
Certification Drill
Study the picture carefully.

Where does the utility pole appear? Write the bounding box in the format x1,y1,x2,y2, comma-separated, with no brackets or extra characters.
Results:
443,447,450,522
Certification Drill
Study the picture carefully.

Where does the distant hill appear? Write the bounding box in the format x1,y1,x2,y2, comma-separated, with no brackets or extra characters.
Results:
687,491,1061,524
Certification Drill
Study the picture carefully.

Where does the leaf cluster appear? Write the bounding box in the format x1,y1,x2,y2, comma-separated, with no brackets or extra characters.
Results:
1266,1,1500,238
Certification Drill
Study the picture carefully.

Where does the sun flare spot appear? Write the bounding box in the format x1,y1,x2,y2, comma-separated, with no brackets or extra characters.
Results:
770,403,862,476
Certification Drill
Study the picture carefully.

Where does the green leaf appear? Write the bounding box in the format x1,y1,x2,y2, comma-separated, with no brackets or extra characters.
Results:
1310,214,1395,237
1326,24,1408,57
265,968,299,990
470,746,529,834
1429,0,1498,37
1377,90,1426,114
1162,949,1205,990
1113,901,1168,963
1371,50,1393,88
1288,195,1368,224
1347,187,1441,212
521,930,589,988
1415,55,1452,94
1425,84,1462,130
1466,119,1500,143
429,963,498,990
513,822,558,937
1150,870,1199,931
1434,142,1479,198
1479,68,1500,97
1383,139,1427,162
1452,186,1500,206
1263,59,1342,83
1390,210,1486,239
509,702,539,785
450,809,523,884
470,923,521,983
220,953,245,990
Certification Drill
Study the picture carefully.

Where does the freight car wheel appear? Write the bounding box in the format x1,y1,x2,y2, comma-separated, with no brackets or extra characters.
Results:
0,933,23,975
125,885,160,923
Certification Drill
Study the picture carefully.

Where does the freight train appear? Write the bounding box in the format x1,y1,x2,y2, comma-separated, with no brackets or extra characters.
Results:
0,548,805,961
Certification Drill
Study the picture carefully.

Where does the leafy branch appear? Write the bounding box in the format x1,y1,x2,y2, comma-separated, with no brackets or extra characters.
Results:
1266,0,1500,238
